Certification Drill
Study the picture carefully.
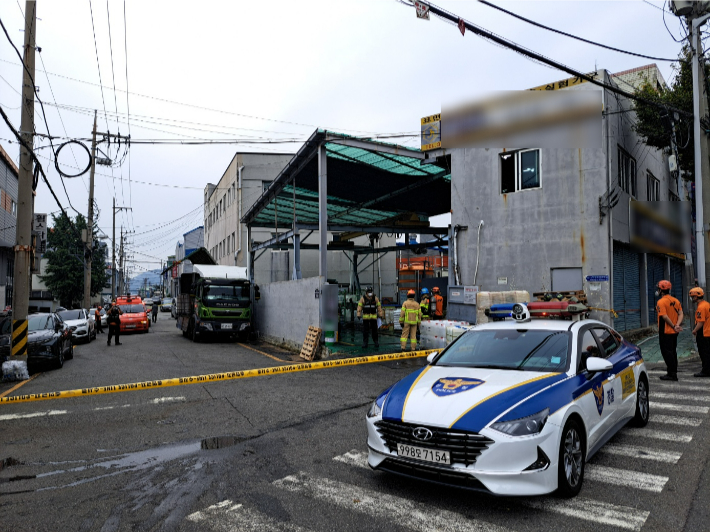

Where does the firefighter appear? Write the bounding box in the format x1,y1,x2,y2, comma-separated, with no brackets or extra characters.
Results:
400,289,421,351
690,287,710,377
431,286,445,320
656,280,683,381
357,286,383,349
420,288,431,321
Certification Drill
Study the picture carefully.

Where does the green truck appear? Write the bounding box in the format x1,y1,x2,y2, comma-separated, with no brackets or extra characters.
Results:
176,264,257,342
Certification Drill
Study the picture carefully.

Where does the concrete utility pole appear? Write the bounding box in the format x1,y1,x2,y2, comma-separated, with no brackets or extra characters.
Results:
119,228,124,295
83,111,98,309
11,0,37,358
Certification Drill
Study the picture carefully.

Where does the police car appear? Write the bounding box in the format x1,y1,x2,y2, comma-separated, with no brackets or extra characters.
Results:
366,302,649,497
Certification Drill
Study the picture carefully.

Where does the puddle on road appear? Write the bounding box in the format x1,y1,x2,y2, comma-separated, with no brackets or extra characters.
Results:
200,436,245,450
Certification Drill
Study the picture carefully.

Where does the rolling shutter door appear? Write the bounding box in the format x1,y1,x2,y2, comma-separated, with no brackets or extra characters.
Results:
647,254,665,325
613,243,642,331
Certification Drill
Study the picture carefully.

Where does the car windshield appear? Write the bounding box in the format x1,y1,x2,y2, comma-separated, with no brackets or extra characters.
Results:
119,304,145,313
203,284,248,302
163,299,171,304
58,310,83,321
28,315,53,331
434,329,571,372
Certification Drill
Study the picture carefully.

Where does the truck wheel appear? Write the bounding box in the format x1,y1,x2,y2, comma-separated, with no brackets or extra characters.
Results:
191,320,199,343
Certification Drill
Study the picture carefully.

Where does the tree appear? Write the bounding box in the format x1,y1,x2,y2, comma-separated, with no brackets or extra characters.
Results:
42,213,110,308
633,47,709,178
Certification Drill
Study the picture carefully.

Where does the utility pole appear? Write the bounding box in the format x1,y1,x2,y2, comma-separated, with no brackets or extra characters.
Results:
119,228,124,295
83,111,97,309
11,0,37,358
112,199,131,300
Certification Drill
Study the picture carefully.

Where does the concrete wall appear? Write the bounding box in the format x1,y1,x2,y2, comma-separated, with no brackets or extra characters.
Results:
255,276,323,351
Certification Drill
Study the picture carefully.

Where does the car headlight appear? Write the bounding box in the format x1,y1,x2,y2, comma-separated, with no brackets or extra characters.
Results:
203,323,213,331
491,408,549,437
240,323,249,330
367,385,394,418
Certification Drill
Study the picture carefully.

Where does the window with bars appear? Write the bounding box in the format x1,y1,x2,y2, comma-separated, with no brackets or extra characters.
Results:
618,147,637,197
646,171,660,201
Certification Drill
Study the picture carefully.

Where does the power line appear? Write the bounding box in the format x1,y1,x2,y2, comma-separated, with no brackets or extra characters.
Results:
477,0,681,62
88,0,110,131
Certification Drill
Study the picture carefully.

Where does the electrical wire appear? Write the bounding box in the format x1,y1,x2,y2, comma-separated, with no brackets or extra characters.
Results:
477,0,681,62
88,0,110,131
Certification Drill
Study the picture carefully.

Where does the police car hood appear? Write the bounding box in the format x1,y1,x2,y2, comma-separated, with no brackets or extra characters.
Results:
382,365,565,433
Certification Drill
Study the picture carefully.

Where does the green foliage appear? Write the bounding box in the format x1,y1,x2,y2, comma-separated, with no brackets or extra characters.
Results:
42,213,110,308
633,47,708,177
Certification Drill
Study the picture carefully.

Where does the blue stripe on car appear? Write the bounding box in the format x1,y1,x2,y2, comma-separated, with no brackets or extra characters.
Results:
381,367,428,421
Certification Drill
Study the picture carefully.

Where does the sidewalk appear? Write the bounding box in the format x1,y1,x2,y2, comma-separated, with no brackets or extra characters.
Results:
637,317,698,364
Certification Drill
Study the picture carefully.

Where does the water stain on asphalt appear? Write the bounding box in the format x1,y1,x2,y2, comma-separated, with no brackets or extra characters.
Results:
200,436,245,450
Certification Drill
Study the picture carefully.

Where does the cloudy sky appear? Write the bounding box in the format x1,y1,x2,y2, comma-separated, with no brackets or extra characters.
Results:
0,0,690,273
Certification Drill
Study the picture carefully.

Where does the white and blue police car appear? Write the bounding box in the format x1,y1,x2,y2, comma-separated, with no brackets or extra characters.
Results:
366,302,649,497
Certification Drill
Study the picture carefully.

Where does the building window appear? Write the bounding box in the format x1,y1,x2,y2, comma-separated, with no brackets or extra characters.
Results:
263,180,272,192
227,237,230,254
500,149,540,194
223,194,226,212
646,171,660,201
11,200,16,217
232,232,236,253
618,147,637,197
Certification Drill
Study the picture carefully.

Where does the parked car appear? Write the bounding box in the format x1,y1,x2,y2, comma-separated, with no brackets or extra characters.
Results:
26,312,73,373
161,298,172,312
0,317,11,359
170,298,177,319
58,309,95,343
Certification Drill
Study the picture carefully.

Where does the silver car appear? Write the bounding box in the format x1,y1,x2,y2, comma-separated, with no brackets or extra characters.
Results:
58,309,95,343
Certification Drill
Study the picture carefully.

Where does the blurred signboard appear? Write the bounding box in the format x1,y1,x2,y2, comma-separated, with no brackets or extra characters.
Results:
421,113,441,151
32,213,47,253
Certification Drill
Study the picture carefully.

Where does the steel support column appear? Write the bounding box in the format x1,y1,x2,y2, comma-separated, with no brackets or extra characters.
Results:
292,228,302,280
318,143,328,280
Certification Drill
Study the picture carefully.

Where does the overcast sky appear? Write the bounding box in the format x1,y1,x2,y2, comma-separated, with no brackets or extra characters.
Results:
0,0,690,273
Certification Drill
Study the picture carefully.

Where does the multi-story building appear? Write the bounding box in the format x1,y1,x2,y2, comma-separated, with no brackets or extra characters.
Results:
204,151,397,294
0,145,18,309
447,66,687,331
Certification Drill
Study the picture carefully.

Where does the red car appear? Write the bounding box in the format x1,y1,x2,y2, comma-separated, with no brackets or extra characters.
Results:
116,295,150,334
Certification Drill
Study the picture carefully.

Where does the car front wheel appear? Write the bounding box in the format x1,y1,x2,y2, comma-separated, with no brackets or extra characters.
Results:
56,349,64,369
557,418,585,498
631,376,650,427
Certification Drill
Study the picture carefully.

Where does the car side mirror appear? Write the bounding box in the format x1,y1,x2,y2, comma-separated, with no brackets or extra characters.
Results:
426,352,438,364
586,357,612,373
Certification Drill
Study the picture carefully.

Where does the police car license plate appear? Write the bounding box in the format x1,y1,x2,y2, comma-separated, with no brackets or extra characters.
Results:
397,443,450,465
221,323,232,330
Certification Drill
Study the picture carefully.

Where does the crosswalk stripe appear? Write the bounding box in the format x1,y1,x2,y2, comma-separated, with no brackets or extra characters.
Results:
332,451,653,530
274,471,513,532
598,443,682,463
525,498,649,531
186,500,312,531
653,392,710,402
654,383,710,392
586,464,668,492
623,427,693,442
651,414,703,427
649,401,709,414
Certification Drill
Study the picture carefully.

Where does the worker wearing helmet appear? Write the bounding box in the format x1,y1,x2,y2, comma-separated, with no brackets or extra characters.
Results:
431,286,445,320
357,286,383,349
420,288,431,321
690,287,710,377
656,280,683,381
400,289,421,351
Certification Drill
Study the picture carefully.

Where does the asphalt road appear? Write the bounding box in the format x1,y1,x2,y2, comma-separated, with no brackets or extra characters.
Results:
1,313,709,532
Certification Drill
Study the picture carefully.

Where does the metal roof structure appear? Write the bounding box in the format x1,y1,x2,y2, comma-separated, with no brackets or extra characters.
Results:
242,129,451,230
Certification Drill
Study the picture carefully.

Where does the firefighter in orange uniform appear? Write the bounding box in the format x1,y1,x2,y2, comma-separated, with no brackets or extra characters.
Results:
656,280,683,381
431,286,445,320
400,289,421,351
690,287,710,377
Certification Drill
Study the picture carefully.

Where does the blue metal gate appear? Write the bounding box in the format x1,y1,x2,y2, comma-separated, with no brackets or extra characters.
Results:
613,243,642,331
647,254,666,326
670,260,683,303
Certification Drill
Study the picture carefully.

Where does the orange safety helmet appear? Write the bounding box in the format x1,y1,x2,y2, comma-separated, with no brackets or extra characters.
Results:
690,287,705,298
407,289,416,297
657,280,672,291
432,286,440,293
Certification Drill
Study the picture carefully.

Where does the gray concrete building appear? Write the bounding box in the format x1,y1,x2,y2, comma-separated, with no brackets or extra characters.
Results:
0,145,18,309
448,67,688,332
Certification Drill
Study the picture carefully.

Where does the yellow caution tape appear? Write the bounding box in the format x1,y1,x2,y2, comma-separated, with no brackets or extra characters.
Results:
587,307,619,319
0,349,438,405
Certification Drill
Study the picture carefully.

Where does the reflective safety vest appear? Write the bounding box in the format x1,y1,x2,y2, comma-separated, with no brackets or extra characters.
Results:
400,300,421,325
420,297,430,317
358,296,381,320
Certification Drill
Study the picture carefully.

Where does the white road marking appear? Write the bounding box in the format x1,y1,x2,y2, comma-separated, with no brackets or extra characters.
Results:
94,405,131,411
0,409,67,421
586,464,668,492
149,396,185,404
186,499,311,531
525,498,649,531
653,383,710,392
651,414,703,427
274,472,513,532
623,427,693,443
649,401,709,414
597,443,682,463
653,392,710,402
333,449,368,469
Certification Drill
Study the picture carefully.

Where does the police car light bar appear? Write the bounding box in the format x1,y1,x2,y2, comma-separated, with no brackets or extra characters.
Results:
488,301,588,321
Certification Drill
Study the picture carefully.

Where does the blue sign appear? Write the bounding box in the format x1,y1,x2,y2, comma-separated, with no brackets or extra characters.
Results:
586,275,609,282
